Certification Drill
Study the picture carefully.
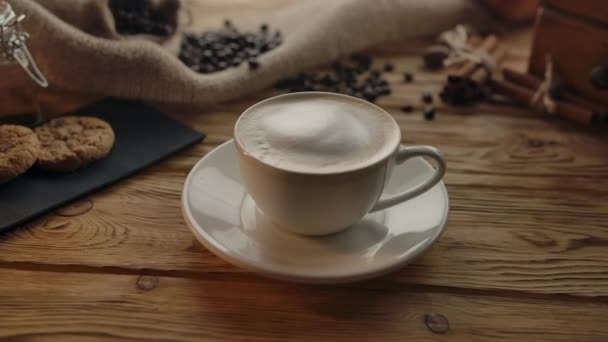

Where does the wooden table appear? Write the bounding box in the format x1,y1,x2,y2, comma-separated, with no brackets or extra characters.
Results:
2,2,608,341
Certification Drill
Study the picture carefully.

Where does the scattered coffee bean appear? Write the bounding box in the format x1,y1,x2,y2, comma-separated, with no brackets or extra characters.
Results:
422,93,434,104
383,63,395,72
179,21,282,73
351,53,372,70
248,59,260,70
400,105,415,113
423,45,450,70
109,0,177,36
403,72,414,83
424,107,436,121
440,77,485,106
275,54,394,104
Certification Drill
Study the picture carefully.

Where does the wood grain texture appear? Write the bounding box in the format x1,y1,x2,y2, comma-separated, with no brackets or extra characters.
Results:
1,268,608,342
1,1,608,340
1,179,607,295
1,31,608,297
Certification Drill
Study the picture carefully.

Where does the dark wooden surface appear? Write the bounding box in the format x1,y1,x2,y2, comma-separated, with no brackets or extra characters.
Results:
1,1,608,341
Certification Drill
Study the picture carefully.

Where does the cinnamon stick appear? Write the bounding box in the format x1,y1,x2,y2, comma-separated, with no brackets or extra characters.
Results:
489,78,596,125
503,68,608,115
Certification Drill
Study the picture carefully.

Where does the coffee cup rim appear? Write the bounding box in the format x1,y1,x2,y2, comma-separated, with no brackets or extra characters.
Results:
234,92,402,176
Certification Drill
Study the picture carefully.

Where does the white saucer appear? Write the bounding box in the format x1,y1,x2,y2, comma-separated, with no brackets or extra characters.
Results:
182,140,449,283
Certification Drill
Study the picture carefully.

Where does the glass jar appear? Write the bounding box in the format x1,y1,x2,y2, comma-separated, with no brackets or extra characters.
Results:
1,0,48,125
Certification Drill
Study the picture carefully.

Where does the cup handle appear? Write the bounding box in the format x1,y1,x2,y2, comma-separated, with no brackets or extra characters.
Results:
371,145,446,212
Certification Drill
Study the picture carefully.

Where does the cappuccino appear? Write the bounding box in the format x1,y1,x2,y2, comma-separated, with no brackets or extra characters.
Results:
235,92,400,173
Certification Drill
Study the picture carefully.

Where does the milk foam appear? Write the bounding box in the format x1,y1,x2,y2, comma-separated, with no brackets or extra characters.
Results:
236,93,399,173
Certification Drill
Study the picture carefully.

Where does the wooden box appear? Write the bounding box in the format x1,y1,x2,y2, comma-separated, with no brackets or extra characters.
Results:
529,0,608,105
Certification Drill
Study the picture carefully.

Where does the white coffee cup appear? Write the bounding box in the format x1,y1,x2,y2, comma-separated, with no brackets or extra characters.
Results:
235,92,446,236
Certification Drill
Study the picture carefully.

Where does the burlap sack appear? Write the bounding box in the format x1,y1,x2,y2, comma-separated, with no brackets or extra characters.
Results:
8,0,491,107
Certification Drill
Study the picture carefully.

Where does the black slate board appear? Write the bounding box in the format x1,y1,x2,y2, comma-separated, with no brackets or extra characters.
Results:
0,99,205,232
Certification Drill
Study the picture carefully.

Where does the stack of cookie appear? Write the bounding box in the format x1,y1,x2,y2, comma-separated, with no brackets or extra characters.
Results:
0,117,115,184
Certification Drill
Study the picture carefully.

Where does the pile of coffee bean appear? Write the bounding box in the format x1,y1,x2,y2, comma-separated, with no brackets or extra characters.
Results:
276,55,438,121
275,54,392,103
179,21,282,74
440,76,487,106
109,0,177,36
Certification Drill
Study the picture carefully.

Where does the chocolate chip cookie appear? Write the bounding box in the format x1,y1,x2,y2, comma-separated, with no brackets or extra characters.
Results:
35,116,115,172
0,125,41,184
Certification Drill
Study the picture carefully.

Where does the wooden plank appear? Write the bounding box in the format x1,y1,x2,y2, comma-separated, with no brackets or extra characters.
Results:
2,7,608,303
1,268,607,342
1,176,607,295
2,34,607,295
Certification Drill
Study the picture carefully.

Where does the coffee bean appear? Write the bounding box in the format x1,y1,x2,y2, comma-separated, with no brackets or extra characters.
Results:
403,72,414,83
424,107,436,121
383,63,395,72
423,45,450,70
447,75,463,85
400,105,415,113
109,0,177,37
259,44,270,53
320,74,337,86
442,81,465,98
352,53,372,70
275,54,394,102
422,93,434,104
248,59,260,70
364,94,378,103
350,83,363,92
179,21,282,73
